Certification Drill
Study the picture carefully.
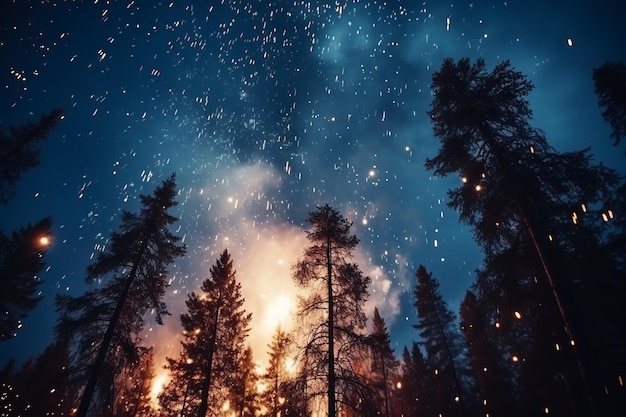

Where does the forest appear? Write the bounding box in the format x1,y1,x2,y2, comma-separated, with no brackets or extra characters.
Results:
1,58,625,417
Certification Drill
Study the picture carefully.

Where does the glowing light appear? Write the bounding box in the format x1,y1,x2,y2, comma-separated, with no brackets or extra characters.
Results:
494,322,500,328
285,357,296,374
514,311,522,319
396,381,402,389
545,406,550,414
39,236,51,246
581,203,587,212
461,177,468,183
150,372,169,406
567,38,573,47
512,355,519,362
263,295,294,330
555,343,560,351
475,184,482,191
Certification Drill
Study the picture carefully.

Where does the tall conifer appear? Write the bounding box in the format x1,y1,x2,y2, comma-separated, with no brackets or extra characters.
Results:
56,174,185,417
292,204,371,417
159,249,251,417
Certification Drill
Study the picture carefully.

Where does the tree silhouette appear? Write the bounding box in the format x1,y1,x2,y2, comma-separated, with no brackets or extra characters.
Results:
114,347,156,417
593,61,626,147
0,337,72,416
459,290,517,417
413,265,469,417
159,249,251,417
0,108,62,204
0,216,53,340
55,174,185,417
230,346,260,417
426,57,624,416
292,204,371,417
261,325,292,417
0,109,60,340
395,342,430,417
368,307,398,417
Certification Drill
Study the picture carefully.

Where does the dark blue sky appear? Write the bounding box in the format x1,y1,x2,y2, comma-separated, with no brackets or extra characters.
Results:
1,0,624,368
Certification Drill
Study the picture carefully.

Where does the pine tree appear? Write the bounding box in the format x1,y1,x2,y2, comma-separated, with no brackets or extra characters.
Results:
114,347,156,417
261,325,292,417
0,109,60,339
0,108,63,204
159,249,251,417
230,346,260,417
426,57,624,415
459,290,517,417
0,216,53,340
413,265,469,417
395,342,429,417
292,204,371,417
0,338,72,417
592,61,626,148
55,174,186,417
368,307,398,417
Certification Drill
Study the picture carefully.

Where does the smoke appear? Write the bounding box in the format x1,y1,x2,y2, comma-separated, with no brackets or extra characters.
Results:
149,161,405,387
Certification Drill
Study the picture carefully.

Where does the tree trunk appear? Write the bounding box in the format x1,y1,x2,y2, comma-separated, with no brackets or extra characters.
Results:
327,235,336,417
197,305,220,417
75,239,149,417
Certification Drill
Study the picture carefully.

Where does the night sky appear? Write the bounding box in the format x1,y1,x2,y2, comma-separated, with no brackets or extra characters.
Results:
1,0,624,374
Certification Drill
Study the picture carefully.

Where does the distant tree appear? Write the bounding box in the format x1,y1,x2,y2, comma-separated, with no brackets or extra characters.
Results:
114,347,156,417
55,174,186,417
159,249,251,417
0,109,60,339
426,57,625,415
592,61,626,147
0,337,72,416
291,204,371,417
261,325,292,417
395,342,430,417
459,290,517,417
0,108,62,204
230,346,260,417
368,307,399,417
413,265,469,417
0,216,52,340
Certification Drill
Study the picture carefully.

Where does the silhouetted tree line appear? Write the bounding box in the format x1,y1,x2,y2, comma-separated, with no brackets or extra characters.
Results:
1,58,625,417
